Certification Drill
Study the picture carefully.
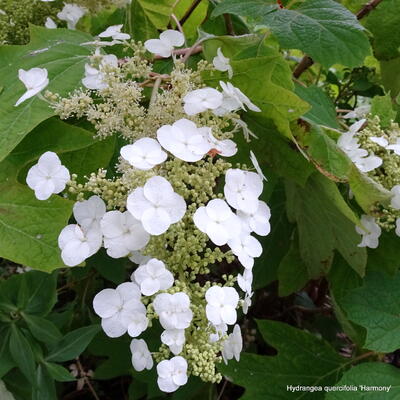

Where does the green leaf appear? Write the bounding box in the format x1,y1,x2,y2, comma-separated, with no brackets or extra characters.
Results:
23,314,62,347
219,320,347,399
0,327,14,378
348,166,392,212
128,0,175,42
367,232,400,276
32,364,57,400
342,271,400,352
365,0,400,61
326,363,400,399
173,0,209,40
370,93,397,128
278,235,309,297
44,362,75,382
46,325,101,362
88,248,127,284
295,85,340,129
0,118,103,183
9,325,36,385
211,0,277,20
203,37,310,137
0,26,93,161
303,125,353,182
328,254,366,346
264,0,371,68
0,184,72,272
286,173,366,278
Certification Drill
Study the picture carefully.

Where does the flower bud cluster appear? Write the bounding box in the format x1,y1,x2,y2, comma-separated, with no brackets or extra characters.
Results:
25,31,271,393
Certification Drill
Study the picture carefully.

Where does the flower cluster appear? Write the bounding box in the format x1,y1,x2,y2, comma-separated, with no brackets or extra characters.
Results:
24,29,271,392
338,116,400,248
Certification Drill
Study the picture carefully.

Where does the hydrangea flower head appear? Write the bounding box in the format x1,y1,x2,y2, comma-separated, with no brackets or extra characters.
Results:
153,292,193,330
98,24,130,41
144,30,184,58
120,138,167,170
157,356,188,393
183,88,223,115
130,339,153,372
26,151,70,200
57,3,86,30
193,199,241,246
161,329,185,355
228,232,262,269
157,119,212,162
93,282,148,338
101,211,150,258
58,224,102,266
237,200,271,236
356,215,381,249
213,48,233,78
15,68,49,106
127,176,187,235
73,195,106,230
132,258,174,296
222,324,242,364
205,286,239,325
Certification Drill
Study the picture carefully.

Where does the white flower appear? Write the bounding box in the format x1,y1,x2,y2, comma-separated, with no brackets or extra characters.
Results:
82,54,118,90
237,200,271,236
209,323,228,343
250,151,267,181
237,269,253,294
120,138,167,170
214,81,261,115
242,292,252,314
129,251,151,265
222,324,242,364
153,292,193,330
144,30,184,58
93,282,148,338
228,232,262,269
390,185,400,210
338,120,382,173
343,105,371,119
130,339,153,372
396,218,400,237
157,119,212,162
101,211,150,258
161,329,185,355
26,151,70,200
183,88,223,115
204,130,237,157
369,136,388,147
57,3,86,30
213,48,233,78
355,215,381,249
45,17,57,29
73,195,106,230
15,68,49,106
157,356,188,393
205,286,239,325
233,118,258,141
193,199,241,246
387,138,400,155
127,176,187,235
132,258,174,296
224,168,263,213
98,24,130,41
58,224,102,266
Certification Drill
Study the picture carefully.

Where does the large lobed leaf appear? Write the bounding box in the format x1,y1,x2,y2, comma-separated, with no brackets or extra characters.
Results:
213,0,371,68
0,26,93,162
220,320,348,399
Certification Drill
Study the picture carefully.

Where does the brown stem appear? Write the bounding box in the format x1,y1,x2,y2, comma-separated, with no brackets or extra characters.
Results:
223,13,235,35
293,0,385,78
76,358,100,400
180,0,202,26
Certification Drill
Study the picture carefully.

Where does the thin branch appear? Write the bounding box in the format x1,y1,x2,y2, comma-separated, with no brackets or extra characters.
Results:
180,0,203,26
150,77,162,105
216,379,228,400
76,358,100,400
293,0,385,78
171,13,184,36
356,0,384,19
154,45,203,60
223,13,235,36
